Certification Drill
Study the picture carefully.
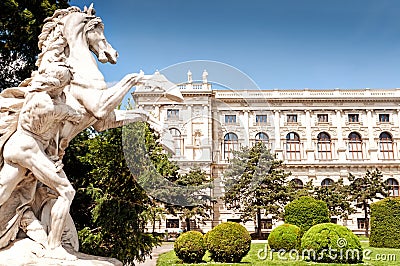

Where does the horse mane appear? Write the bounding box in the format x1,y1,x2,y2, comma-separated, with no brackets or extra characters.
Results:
36,7,81,68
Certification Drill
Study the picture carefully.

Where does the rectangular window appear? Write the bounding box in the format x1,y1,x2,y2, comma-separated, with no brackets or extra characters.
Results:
225,115,236,124
227,219,241,223
348,114,359,123
256,115,268,124
167,109,179,120
331,218,338,224
260,219,273,229
317,114,329,123
287,114,298,123
166,219,179,228
357,218,366,230
379,114,390,123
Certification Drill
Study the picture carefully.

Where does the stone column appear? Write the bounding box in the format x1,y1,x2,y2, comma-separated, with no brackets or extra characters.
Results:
274,110,282,159
305,110,314,162
336,109,346,160
187,105,193,145
243,110,249,147
154,104,160,120
367,109,378,160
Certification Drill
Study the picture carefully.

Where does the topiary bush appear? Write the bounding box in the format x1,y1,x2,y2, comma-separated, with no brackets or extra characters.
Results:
370,197,400,248
284,196,330,233
205,222,251,263
268,223,301,251
174,231,206,263
301,223,363,263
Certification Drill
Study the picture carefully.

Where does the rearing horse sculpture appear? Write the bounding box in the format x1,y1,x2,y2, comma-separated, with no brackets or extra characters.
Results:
0,5,183,260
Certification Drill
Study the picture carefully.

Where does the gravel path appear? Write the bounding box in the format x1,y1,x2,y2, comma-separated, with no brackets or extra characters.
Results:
135,242,174,266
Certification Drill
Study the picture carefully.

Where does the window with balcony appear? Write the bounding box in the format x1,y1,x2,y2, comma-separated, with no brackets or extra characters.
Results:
379,132,394,159
166,219,179,228
290,178,304,190
224,132,239,160
317,114,329,123
317,132,332,160
167,109,179,120
379,114,390,123
348,132,363,159
348,114,359,123
285,132,301,160
387,178,399,197
321,178,334,187
169,128,183,156
256,115,268,125
287,114,298,123
225,115,236,124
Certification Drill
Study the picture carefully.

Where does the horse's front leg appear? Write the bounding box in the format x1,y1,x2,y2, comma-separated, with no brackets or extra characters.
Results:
69,72,144,120
93,109,163,132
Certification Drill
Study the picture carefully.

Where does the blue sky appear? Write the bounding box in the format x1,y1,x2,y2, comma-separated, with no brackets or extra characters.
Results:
70,0,400,90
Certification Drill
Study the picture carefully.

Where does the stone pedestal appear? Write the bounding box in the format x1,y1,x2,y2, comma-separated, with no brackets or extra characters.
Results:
0,239,122,266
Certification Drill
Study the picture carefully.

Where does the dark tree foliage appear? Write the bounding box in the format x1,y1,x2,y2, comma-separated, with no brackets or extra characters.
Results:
223,142,291,238
314,177,355,220
172,168,213,232
123,122,212,230
63,129,93,230
348,168,389,237
64,126,162,264
0,0,70,89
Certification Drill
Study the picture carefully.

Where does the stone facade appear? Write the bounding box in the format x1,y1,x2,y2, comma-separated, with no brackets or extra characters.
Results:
133,73,400,236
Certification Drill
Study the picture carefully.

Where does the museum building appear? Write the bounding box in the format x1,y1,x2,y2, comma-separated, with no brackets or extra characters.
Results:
133,71,400,235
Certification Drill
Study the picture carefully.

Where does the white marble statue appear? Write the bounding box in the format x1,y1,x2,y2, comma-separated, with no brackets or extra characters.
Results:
0,4,183,264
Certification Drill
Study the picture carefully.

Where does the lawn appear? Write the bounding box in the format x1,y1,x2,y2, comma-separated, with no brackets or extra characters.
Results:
157,242,400,266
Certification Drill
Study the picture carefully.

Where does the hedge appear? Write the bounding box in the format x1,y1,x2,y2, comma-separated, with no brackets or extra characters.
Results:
301,223,363,263
284,196,330,233
370,197,400,248
174,231,206,263
267,223,301,251
205,222,251,263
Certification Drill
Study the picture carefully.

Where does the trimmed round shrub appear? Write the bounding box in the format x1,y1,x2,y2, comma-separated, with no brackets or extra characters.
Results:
301,223,363,263
174,231,206,263
284,196,330,233
205,222,251,263
268,223,301,251
370,197,400,248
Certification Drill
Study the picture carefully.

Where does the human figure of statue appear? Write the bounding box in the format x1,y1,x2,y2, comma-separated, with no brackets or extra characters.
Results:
0,62,82,260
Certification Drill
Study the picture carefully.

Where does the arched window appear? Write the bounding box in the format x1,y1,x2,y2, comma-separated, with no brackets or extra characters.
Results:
379,132,394,159
224,132,239,160
253,132,269,147
387,178,399,197
285,132,301,160
290,178,304,190
169,128,183,156
321,178,334,187
317,132,332,160
348,132,363,159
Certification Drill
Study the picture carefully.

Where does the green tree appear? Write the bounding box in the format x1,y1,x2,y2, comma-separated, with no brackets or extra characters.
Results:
314,178,355,220
69,127,160,264
348,168,389,237
0,0,70,89
223,142,291,238
123,122,212,231
172,168,213,232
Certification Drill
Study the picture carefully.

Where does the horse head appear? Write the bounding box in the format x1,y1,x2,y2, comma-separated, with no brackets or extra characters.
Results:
85,18,118,64
60,6,118,65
